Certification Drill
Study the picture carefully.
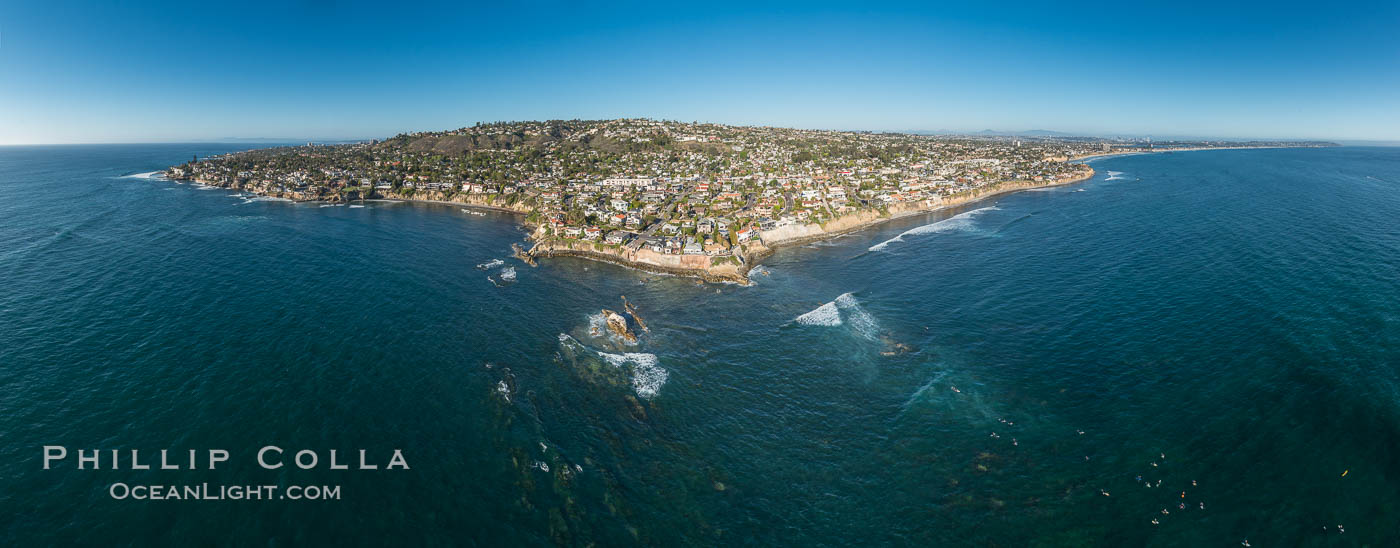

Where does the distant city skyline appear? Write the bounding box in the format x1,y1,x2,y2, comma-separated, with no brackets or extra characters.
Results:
2,0,1398,144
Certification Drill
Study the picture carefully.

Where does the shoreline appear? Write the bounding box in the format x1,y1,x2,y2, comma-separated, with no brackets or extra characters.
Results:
519,167,1098,284
1070,144,1330,163
755,169,1097,252
167,144,1317,284
169,169,1099,285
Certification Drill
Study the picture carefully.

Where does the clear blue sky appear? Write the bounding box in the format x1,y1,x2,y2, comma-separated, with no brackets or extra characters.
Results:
2,0,1397,144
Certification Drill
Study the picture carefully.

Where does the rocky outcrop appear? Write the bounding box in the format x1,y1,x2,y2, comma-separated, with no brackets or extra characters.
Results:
528,239,750,284
601,309,637,343
621,296,649,332
165,164,1094,287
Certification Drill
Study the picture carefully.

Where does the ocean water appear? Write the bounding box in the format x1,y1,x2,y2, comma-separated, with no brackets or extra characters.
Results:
2,144,1399,545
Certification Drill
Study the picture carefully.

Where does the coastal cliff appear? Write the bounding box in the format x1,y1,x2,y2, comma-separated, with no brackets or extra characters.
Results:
524,168,1094,283
171,166,1095,285
759,168,1096,247
526,239,749,283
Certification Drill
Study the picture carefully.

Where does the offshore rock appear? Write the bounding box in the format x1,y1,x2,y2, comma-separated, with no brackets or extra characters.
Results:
621,296,649,333
601,309,637,344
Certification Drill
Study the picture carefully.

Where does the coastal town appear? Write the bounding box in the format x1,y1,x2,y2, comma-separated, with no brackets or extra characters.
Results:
166,119,1332,282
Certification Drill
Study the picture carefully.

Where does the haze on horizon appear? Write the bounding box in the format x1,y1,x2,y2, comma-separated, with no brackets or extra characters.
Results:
1,0,1397,145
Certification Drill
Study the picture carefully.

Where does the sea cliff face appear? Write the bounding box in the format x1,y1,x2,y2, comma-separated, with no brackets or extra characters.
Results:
527,239,749,283
169,166,1092,285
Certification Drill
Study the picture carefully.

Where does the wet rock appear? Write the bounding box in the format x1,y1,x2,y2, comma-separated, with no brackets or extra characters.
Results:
601,309,637,343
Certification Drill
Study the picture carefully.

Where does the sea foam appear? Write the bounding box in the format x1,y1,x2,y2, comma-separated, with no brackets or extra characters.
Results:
119,171,164,180
600,351,669,399
794,292,881,340
868,206,999,251
558,334,668,399
796,301,842,326
836,293,880,340
1106,171,1127,181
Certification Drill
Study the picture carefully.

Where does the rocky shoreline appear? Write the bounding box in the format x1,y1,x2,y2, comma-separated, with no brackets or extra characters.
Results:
168,166,1095,285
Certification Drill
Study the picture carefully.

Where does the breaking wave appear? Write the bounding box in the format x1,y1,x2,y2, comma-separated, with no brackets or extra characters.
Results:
119,171,164,179
557,334,668,398
796,301,841,326
868,206,999,251
240,196,293,204
793,292,880,340
499,267,517,281
476,259,504,270
599,352,669,399
836,293,879,340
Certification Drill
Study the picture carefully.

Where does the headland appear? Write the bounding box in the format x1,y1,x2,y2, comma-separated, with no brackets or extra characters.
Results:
165,120,1332,283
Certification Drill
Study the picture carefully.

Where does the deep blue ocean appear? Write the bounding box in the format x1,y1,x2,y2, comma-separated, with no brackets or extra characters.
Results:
2,144,1398,546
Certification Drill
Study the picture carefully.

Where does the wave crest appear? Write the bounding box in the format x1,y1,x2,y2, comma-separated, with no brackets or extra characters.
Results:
869,206,999,251
796,301,841,326
794,292,881,340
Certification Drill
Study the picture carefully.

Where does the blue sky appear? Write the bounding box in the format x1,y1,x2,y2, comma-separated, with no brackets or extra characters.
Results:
1,0,1397,143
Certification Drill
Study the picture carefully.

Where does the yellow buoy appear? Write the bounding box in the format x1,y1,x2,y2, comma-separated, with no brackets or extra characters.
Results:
1341,470,1348,477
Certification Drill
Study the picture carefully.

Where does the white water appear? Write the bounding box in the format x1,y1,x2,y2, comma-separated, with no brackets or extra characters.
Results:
868,206,999,251
586,313,607,337
499,267,517,281
558,333,668,399
600,351,669,399
835,293,880,340
476,259,504,270
794,292,881,340
795,301,842,326
1106,171,1127,181
119,171,164,179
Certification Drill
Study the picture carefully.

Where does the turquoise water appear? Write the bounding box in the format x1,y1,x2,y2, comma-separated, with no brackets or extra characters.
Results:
2,145,1398,545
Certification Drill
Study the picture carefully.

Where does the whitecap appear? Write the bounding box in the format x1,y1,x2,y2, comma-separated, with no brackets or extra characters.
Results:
119,171,163,179
1105,171,1127,181
793,292,880,340
558,334,668,399
499,267,517,282
835,293,879,340
599,352,669,399
349,204,366,208
476,258,504,270
587,313,607,337
869,206,999,251
796,301,842,326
